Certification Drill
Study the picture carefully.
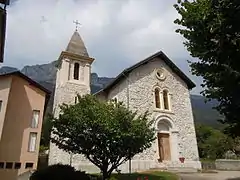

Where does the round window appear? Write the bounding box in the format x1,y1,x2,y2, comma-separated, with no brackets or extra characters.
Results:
156,68,166,80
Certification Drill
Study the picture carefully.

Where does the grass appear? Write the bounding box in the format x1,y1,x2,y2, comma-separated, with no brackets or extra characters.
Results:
109,171,179,180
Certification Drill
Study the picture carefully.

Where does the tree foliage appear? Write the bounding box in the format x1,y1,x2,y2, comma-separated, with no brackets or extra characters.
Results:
174,0,240,136
30,164,91,180
195,124,232,159
51,95,155,180
40,113,53,148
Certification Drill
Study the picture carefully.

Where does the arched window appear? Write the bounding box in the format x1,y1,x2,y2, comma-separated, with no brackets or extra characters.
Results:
73,62,80,80
155,88,161,108
163,90,169,110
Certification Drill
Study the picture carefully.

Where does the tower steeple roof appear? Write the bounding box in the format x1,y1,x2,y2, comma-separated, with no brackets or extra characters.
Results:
65,30,89,57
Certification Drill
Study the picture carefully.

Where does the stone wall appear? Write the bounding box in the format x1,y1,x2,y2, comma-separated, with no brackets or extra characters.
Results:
215,159,240,171
201,161,216,170
49,81,90,166
49,58,91,167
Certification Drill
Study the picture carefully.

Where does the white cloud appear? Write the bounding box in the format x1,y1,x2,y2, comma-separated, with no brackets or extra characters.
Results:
4,0,110,67
2,0,202,94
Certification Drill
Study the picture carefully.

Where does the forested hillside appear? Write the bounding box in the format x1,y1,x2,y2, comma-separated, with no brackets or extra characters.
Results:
0,62,222,127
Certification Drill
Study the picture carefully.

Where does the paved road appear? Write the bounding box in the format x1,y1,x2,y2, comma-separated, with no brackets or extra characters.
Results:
179,171,240,180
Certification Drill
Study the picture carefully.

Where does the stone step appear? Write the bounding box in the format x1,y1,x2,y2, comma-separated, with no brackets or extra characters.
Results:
167,167,198,173
149,167,167,171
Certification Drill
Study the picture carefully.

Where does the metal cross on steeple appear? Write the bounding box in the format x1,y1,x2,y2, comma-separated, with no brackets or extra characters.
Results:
73,20,81,31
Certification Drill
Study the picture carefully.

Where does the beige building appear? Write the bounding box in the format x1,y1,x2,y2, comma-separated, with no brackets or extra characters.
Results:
0,71,50,180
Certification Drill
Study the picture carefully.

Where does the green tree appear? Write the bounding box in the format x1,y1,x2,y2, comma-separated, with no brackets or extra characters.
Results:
40,113,53,148
51,95,155,180
195,124,233,159
174,0,240,136
232,137,240,156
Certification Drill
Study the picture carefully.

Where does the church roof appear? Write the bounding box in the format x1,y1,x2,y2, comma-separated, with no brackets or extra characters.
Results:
65,30,89,57
97,51,196,94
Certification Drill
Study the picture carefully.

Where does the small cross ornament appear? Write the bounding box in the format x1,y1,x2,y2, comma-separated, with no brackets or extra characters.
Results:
73,20,81,31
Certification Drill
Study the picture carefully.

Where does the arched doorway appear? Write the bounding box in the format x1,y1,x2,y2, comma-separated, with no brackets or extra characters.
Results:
156,119,172,162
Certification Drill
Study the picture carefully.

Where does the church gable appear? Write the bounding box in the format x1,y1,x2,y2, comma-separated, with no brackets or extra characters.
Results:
97,51,195,96
102,53,199,164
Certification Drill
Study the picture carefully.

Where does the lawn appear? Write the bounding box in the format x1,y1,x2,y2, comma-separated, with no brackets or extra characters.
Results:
109,171,178,180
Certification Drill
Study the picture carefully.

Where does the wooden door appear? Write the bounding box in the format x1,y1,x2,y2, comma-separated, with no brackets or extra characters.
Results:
157,133,171,161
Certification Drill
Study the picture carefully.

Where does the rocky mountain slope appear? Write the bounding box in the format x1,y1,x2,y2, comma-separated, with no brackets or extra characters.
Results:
0,62,222,127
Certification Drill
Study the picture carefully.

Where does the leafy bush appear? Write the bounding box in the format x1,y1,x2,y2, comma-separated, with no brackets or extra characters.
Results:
196,124,233,159
108,177,118,180
30,164,90,180
39,145,48,154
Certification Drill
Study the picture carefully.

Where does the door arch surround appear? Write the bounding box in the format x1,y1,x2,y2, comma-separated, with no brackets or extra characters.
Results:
155,116,178,162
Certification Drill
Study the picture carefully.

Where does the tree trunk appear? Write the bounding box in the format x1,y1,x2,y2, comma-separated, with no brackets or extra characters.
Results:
102,170,110,180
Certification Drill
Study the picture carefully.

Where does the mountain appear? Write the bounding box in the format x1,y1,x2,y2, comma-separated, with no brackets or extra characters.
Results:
0,66,18,74
21,61,57,83
190,95,223,128
0,62,222,127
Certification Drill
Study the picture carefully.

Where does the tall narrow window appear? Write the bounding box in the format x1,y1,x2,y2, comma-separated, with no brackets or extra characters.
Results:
155,88,161,108
28,132,37,152
73,62,80,80
0,100,2,112
74,96,78,104
68,62,71,80
31,110,40,128
163,90,169,110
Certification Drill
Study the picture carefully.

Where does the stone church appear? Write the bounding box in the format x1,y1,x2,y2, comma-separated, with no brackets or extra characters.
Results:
48,30,201,172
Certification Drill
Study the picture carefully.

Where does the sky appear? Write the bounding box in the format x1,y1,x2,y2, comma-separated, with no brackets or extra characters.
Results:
3,0,203,94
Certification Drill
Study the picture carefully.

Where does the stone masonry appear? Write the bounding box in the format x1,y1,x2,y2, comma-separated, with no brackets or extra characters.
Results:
48,30,96,171
95,57,201,172
48,30,201,173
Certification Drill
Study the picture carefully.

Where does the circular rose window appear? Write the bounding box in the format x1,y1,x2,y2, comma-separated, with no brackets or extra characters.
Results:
156,68,166,80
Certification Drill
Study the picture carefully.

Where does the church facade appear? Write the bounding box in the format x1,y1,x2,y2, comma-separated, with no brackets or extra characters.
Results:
48,30,201,173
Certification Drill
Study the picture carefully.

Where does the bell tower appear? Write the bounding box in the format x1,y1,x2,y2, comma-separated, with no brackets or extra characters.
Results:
49,29,94,165
53,30,94,114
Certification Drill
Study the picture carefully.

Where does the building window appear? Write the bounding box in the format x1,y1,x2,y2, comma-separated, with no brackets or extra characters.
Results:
25,163,34,169
14,162,21,169
68,62,71,80
74,96,78,104
28,132,37,152
0,100,2,112
0,162,4,169
73,62,80,80
5,162,13,169
155,68,166,81
155,88,161,108
163,90,169,110
31,110,40,128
